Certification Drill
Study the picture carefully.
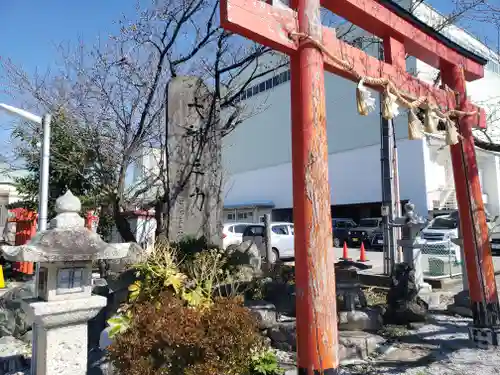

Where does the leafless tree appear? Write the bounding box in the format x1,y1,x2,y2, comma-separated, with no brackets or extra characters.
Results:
0,0,286,242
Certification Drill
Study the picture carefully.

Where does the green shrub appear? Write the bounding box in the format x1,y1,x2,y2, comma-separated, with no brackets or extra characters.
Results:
108,240,244,337
128,241,187,304
250,347,284,375
107,239,286,375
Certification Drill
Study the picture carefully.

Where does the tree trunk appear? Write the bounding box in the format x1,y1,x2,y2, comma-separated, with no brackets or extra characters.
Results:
112,197,137,243
154,200,168,241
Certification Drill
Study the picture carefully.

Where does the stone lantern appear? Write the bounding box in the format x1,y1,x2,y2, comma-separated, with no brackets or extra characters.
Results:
391,202,431,293
0,191,139,375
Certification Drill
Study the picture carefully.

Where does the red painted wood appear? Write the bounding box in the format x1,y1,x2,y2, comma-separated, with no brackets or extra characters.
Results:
220,0,297,54
220,0,486,128
290,0,338,369
323,0,484,81
441,62,498,307
383,37,406,71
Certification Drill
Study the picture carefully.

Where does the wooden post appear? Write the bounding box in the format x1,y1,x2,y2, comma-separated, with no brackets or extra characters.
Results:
291,0,338,370
441,62,500,337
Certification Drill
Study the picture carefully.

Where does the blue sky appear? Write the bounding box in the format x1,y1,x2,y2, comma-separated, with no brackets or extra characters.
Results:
0,0,141,151
0,0,497,151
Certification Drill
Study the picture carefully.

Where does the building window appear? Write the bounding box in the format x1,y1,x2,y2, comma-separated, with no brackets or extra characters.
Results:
234,69,292,104
56,268,85,295
237,211,253,220
227,212,235,221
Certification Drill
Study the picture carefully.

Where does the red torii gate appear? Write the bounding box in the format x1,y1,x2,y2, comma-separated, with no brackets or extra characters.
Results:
221,0,498,372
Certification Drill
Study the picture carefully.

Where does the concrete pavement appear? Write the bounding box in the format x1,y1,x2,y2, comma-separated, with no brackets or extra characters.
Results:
285,246,500,290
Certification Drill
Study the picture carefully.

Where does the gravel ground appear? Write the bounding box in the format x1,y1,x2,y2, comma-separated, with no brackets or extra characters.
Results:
283,312,500,375
341,314,500,375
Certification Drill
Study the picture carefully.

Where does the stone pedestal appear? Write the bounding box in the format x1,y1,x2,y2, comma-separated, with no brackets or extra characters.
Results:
23,296,106,375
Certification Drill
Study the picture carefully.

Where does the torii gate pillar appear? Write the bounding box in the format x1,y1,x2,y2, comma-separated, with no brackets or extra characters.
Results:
441,62,500,345
289,0,339,372
221,0,500,369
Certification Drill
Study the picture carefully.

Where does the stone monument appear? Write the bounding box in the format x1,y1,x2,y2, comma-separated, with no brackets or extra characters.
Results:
0,191,136,375
166,76,223,246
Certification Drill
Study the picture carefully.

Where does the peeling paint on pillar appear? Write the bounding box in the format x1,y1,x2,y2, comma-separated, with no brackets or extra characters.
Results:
441,62,500,328
292,0,338,371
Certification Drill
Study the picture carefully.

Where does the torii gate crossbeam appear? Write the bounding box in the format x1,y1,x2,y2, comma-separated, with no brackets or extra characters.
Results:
220,0,499,372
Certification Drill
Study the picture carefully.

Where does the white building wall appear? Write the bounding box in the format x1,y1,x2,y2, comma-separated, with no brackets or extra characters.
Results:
225,136,430,214
482,155,500,216
223,0,500,216
224,70,416,171
222,35,433,213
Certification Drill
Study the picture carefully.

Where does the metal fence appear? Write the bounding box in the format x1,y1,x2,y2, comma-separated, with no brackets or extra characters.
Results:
420,239,463,279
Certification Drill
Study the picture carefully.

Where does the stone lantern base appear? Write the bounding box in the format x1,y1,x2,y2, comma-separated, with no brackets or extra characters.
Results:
22,295,107,375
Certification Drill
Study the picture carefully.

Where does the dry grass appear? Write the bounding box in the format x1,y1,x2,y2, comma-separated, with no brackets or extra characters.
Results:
364,286,387,306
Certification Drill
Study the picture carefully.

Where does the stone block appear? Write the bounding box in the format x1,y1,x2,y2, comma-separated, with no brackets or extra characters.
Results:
446,290,472,317
418,291,441,309
263,282,296,317
0,336,30,375
447,303,473,317
338,308,382,332
453,290,470,307
267,321,297,351
0,282,34,339
245,300,277,329
339,331,385,362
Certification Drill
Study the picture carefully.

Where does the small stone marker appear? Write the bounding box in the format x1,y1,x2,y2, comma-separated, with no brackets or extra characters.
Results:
0,191,137,375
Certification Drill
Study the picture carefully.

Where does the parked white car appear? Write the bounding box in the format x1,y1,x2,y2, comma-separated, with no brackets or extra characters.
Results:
222,222,251,250
420,213,461,262
241,222,295,262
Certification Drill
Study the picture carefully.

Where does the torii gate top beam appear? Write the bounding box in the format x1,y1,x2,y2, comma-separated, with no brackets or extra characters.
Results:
325,0,487,81
221,0,488,128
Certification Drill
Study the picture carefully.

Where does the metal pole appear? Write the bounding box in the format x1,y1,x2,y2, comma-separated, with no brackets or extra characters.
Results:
392,128,402,263
32,113,50,375
263,213,273,271
379,42,396,275
291,0,338,369
441,62,499,331
38,114,51,232
34,113,51,292
380,114,394,275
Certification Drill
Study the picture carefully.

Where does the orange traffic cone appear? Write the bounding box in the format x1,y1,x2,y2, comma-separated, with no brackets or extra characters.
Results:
341,242,351,260
359,242,368,262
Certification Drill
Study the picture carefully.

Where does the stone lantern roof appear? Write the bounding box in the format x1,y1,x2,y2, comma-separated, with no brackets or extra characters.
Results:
0,190,139,262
